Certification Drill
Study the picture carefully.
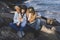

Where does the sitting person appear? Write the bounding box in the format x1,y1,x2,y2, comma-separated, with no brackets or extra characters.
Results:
9,5,27,38
26,7,40,38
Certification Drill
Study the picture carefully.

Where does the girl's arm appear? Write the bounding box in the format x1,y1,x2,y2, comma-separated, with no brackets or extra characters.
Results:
29,14,36,23
13,12,19,23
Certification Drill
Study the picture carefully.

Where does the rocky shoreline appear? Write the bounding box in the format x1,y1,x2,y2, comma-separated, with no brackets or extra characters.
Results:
0,1,60,40
0,14,60,40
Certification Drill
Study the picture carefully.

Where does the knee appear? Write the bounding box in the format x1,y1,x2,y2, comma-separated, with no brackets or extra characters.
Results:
37,19,40,23
21,21,27,27
21,24,26,27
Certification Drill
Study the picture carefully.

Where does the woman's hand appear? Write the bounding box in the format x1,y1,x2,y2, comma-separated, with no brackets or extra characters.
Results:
29,14,36,23
18,17,23,22
16,23,20,26
20,18,23,22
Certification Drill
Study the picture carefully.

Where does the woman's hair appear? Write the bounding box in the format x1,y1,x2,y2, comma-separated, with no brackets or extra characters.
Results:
14,6,20,10
20,5,27,13
14,5,21,12
28,7,35,15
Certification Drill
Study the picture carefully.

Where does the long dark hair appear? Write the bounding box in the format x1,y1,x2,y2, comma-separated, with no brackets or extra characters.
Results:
20,5,27,13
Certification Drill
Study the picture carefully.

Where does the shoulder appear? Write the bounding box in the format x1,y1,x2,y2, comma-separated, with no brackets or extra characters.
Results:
14,11,19,17
15,11,18,14
37,13,41,16
14,11,19,15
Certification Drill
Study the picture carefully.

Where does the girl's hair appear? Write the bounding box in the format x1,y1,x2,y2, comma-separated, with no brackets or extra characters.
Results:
21,5,27,13
28,7,35,15
14,6,20,9
14,5,21,12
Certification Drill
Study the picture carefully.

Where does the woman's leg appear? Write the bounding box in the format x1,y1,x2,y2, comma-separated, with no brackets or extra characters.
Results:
20,21,27,31
29,20,40,38
34,19,41,38
18,21,27,37
35,19,41,30
9,23,19,31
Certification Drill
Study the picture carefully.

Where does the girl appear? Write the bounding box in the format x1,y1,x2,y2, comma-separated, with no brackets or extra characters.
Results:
9,5,27,38
17,5,27,38
26,7,40,38
9,6,21,31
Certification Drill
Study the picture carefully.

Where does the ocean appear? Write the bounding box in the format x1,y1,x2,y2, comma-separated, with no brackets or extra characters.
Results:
24,0,60,23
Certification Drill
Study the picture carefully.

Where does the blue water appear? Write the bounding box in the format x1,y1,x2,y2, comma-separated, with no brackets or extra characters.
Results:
24,0,60,23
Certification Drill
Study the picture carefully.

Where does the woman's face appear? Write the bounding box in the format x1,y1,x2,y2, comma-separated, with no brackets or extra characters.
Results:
15,6,20,13
29,9,32,11
26,9,32,13
28,8,35,15
21,9,25,14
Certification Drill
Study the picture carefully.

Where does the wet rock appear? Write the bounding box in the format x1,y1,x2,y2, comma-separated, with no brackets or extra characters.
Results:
0,25,59,40
0,17,5,27
0,16,13,26
3,17,13,25
52,20,60,26
45,18,60,26
0,26,19,40
54,26,60,33
0,2,11,13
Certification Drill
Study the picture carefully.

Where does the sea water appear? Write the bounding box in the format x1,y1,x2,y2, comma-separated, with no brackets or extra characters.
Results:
24,0,60,23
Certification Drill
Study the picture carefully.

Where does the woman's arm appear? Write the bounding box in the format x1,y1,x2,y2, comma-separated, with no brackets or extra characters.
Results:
29,14,36,23
36,16,41,19
13,12,19,23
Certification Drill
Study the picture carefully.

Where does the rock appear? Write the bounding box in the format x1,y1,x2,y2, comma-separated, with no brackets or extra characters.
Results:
0,16,13,26
0,17,5,27
0,26,19,40
0,26,59,40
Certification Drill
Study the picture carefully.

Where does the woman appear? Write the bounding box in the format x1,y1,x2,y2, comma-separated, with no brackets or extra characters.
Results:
9,5,27,38
17,5,27,38
9,6,21,31
26,7,40,38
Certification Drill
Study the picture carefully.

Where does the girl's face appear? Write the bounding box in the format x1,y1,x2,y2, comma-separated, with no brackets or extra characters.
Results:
21,9,25,14
26,9,32,13
15,6,20,13
28,8,35,15
29,9,32,11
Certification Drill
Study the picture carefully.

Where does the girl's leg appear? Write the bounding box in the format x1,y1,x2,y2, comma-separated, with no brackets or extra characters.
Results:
35,19,41,30
9,23,19,31
29,20,40,38
20,21,27,31
34,19,41,38
18,21,27,38
9,23,23,38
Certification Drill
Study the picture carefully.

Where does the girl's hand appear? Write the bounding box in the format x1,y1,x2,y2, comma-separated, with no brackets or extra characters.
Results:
18,17,23,22
16,23,20,26
20,18,23,22
29,14,36,23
